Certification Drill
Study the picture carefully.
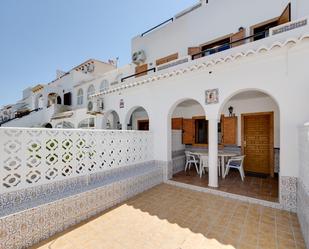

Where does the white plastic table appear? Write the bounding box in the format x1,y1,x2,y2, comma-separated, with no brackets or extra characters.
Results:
192,151,238,179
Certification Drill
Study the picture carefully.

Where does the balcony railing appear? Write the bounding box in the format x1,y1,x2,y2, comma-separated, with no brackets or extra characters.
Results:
191,30,268,60
141,18,174,37
121,68,156,82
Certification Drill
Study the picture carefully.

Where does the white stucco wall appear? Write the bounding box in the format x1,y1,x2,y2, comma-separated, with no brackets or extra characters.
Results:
132,0,294,65
222,96,280,147
101,38,309,178
172,130,185,152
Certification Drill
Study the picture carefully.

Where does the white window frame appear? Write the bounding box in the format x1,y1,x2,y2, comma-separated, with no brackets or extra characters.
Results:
77,89,84,105
87,85,95,100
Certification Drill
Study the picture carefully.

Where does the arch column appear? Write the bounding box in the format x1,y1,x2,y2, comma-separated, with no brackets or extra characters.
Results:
150,109,171,181
208,118,219,188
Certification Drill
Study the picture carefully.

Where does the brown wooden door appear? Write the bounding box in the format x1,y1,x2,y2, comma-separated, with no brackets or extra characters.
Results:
137,120,149,130
135,64,148,78
182,119,195,144
222,116,237,145
242,113,274,175
278,3,291,25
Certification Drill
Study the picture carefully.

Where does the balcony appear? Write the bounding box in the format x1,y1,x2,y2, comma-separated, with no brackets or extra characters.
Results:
101,16,309,96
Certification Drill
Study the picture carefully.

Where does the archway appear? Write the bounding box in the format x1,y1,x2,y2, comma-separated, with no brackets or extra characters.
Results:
218,89,280,202
168,98,207,176
47,93,60,107
125,106,149,130
43,123,53,128
34,94,44,109
57,96,62,105
103,110,121,130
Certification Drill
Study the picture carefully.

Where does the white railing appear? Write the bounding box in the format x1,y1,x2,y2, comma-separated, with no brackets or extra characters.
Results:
0,128,153,194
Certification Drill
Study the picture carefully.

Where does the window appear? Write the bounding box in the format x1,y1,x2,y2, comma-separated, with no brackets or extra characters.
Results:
78,118,95,129
87,85,95,99
195,119,209,144
77,89,83,105
100,80,109,92
201,37,231,56
55,121,74,129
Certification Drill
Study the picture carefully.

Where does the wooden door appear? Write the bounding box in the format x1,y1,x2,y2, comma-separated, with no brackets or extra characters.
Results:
137,120,149,130
278,3,291,25
222,116,237,145
135,64,148,78
230,29,245,47
182,119,195,144
242,113,274,176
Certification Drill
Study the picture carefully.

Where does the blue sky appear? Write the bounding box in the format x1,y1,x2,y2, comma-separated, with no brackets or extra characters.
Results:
0,0,196,107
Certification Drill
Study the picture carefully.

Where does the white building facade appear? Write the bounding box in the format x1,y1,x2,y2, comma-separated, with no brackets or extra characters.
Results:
1,0,309,246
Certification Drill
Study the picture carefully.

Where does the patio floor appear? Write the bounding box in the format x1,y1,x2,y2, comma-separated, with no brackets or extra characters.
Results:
31,184,305,249
172,168,279,202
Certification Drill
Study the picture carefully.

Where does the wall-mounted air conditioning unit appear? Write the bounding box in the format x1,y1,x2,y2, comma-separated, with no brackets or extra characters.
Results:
87,98,104,114
132,50,146,65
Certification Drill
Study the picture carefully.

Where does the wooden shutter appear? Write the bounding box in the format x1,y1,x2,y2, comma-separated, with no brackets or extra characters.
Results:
182,119,195,144
278,3,291,25
230,29,246,48
188,47,202,59
222,116,237,145
135,64,148,78
156,53,179,66
188,47,201,55
172,118,183,130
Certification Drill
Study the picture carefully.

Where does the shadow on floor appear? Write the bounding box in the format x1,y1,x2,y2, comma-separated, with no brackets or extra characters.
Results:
172,168,279,202
32,184,305,249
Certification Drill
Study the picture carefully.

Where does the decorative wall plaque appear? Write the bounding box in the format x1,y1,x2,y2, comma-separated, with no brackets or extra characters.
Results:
205,88,219,105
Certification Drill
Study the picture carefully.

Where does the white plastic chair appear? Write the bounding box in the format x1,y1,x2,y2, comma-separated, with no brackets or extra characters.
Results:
199,155,208,178
199,155,221,178
224,155,246,181
185,151,199,174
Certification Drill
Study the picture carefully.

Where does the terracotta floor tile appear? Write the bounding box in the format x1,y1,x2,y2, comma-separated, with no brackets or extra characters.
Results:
172,169,279,202
31,184,304,249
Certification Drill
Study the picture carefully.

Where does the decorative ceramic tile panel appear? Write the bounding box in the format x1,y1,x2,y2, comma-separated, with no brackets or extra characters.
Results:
0,164,163,249
0,128,153,194
298,125,309,249
280,176,297,211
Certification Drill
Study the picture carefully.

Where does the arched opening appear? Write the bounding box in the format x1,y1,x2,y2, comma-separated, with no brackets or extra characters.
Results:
168,99,207,178
43,123,53,128
78,117,95,129
47,93,60,107
55,121,74,129
77,88,84,105
57,96,62,105
126,106,149,130
34,94,44,110
100,80,109,92
87,85,95,100
103,110,121,130
218,89,280,202
168,91,280,203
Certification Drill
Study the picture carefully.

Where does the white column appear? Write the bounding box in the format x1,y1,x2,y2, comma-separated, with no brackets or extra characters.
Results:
208,118,218,188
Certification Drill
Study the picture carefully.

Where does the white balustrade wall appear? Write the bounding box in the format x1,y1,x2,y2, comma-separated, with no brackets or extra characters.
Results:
0,128,153,194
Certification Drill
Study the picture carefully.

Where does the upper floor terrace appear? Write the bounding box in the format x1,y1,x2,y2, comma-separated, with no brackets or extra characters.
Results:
92,14,309,98
131,0,309,66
